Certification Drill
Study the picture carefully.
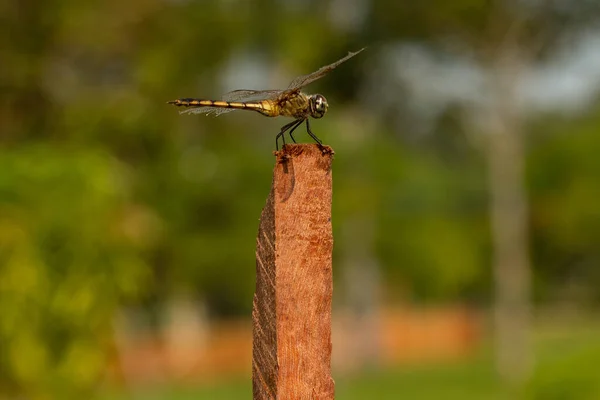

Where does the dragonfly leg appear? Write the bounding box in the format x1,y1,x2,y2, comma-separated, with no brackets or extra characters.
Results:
288,119,304,144
276,119,302,150
305,119,323,146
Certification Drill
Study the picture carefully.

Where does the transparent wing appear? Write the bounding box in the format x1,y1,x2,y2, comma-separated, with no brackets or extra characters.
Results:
179,89,284,116
221,89,283,102
285,48,365,93
179,107,236,116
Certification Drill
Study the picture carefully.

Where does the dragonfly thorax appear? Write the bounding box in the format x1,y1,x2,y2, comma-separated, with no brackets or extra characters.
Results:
308,94,328,119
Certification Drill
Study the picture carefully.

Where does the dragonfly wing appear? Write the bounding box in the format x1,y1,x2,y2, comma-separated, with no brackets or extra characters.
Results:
286,48,365,93
179,107,237,116
221,89,283,102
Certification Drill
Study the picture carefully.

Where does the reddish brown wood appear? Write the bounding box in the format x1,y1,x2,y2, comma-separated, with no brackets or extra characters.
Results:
252,143,335,400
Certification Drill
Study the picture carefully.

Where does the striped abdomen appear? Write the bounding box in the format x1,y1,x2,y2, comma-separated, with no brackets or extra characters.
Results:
167,98,276,117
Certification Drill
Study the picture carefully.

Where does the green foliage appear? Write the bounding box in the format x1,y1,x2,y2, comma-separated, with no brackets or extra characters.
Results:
375,148,488,300
529,111,600,302
0,146,149,397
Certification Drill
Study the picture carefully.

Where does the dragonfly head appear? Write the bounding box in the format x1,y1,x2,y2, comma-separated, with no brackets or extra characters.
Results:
309,94,328,119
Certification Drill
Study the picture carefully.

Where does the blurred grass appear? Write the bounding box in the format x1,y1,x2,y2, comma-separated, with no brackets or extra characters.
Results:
98,317,600,400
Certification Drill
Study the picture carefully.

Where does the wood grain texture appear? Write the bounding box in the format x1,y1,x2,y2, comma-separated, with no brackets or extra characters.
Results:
253,144,335,400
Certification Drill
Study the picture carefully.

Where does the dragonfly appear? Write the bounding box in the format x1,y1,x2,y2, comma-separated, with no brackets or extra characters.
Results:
168,48,364,150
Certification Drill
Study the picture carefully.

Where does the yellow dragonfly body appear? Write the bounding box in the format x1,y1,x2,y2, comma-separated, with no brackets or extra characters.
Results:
168,48,364,149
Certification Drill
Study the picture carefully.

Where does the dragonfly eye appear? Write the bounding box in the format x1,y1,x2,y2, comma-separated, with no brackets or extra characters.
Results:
309,94,328,119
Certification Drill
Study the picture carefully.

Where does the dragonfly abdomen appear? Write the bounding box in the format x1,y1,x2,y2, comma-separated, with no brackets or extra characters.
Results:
167,98,275,116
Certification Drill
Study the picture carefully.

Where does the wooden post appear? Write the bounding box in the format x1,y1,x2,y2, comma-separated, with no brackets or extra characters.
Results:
252,144,335,400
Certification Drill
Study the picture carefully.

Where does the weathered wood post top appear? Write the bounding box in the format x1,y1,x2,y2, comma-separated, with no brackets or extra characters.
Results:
253,143,335,400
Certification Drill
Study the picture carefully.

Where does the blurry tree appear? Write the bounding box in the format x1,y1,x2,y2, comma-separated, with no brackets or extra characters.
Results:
365,0,600,388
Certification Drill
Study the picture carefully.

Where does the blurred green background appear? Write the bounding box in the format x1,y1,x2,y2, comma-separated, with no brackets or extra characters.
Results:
2,0,600,399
